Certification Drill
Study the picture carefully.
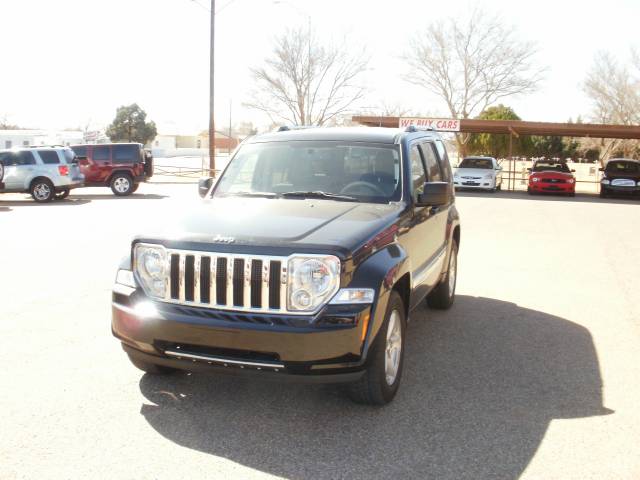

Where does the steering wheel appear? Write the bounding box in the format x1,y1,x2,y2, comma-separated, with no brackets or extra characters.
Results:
340,181,385,196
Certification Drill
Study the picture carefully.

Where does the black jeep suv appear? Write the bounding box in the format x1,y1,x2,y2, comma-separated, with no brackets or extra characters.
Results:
112,126,461,405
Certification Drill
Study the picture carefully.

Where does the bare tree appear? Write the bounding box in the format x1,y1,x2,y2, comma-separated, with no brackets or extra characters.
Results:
245,27,369,126
582,51,640,164
404,7,544,156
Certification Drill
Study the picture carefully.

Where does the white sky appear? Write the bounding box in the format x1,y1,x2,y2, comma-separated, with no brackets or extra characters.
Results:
1,0,638,134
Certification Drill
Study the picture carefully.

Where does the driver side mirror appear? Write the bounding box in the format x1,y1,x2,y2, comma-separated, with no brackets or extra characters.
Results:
198,177,215,198
416,181,451,207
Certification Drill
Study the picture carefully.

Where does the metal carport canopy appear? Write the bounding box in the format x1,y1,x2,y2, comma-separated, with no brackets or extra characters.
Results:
351,116,640,139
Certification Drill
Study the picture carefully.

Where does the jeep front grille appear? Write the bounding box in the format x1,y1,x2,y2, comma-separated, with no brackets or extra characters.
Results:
164,250,288,313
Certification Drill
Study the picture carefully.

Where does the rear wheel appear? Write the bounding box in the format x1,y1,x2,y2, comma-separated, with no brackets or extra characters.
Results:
110,174,134,196
347,291,406,405
30,178,55,203
427,240,458,310
54,188,70,200
128,354,176,375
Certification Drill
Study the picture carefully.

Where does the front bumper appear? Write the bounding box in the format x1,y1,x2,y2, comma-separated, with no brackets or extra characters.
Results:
112,289,373,383
454,179,494,190
529,182,575,193
601,184,640,195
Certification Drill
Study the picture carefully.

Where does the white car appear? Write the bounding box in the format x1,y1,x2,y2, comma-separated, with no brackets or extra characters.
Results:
453,156,503,192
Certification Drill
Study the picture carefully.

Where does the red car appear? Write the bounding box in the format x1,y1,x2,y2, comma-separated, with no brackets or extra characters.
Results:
70,143,153,196
527,160,576,196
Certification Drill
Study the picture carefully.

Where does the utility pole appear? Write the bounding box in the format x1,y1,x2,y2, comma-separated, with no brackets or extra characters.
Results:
208,0,216,175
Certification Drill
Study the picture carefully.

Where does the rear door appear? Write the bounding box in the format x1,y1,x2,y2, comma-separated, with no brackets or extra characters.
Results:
36,150,63,186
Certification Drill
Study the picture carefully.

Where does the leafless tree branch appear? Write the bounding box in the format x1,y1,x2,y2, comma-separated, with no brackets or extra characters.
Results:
245,27,369,126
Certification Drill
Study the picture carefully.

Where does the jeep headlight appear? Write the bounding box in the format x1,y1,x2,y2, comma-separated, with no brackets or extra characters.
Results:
134,244,168,298
601,179,610,185
287,255,340,312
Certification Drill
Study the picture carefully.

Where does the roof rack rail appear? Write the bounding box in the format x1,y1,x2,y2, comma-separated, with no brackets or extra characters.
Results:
277,125,317,132
404,125,434,133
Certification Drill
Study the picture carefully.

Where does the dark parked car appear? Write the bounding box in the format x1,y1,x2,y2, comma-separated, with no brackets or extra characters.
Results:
71,143,153,196
111,126,461,405
600,158,640,198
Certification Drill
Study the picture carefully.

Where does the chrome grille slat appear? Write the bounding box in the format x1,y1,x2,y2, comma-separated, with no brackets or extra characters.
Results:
280,263,288,311
226,256,234,307
209,257,217,305
261,261,270,309
193,255,201,303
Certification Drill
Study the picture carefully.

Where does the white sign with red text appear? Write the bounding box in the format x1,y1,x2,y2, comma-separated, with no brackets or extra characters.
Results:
399,117,460,132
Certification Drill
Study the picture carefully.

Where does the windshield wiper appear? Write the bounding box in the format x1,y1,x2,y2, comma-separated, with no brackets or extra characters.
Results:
280,191,358,202
221,191,279,198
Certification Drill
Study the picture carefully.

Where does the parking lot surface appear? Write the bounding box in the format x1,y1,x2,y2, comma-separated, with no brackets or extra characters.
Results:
1,185,639,480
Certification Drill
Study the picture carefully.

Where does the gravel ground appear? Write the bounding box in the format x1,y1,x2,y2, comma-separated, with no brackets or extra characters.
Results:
1,185,639,480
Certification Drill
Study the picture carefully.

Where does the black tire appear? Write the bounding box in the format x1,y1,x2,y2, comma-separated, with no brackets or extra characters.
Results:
110,173,134,196
128,354,176,375
54,188,70,200
427,240,458,310
30,178,55,203
347,291,406,406
600,189,608,198
131,183,140,193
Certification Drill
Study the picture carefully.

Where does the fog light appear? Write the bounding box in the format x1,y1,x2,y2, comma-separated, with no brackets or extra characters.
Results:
134,301,158,319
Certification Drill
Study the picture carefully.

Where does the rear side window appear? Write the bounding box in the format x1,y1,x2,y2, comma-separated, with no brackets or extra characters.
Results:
71,146,87,157
93,146,110,161
38,150,60,164
0,151,36,166
420,143,442,182
113,144,140,164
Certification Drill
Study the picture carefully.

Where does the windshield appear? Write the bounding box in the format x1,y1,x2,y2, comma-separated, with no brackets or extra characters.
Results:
532,162,571,173
459,157,493,169
606,161,639,174
214,141,402,203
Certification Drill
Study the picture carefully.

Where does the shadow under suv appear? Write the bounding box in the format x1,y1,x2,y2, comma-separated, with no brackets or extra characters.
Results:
111,126,461,405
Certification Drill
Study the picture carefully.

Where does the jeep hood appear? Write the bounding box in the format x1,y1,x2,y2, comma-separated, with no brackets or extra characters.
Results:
137,196,402,255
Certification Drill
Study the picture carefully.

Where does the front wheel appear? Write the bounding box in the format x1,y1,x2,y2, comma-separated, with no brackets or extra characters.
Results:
427,240,458,310
347,291,406,405
30,179,55,203
110,174,134,196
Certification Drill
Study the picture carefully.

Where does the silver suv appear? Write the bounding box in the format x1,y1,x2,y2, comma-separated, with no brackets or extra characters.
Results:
0,147,85,202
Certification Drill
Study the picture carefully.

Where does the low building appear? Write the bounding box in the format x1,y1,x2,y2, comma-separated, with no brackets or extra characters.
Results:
0,129,86,149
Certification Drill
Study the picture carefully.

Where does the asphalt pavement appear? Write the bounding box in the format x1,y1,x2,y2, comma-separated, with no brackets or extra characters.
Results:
1,185,639,479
